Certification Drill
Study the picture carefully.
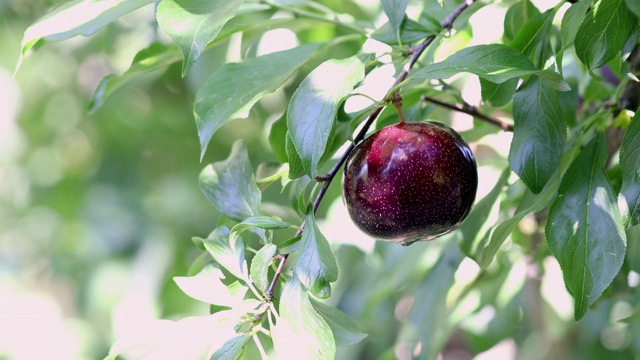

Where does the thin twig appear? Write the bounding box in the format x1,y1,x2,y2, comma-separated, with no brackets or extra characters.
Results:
421,95,514,132
265,0,477,302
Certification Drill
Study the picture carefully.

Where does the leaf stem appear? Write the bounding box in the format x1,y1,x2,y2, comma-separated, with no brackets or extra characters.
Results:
253,334,271,360
265,0,478,302
421,95,514,131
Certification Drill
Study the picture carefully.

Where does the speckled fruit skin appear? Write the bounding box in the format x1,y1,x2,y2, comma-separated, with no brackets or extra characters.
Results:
342,121,478,246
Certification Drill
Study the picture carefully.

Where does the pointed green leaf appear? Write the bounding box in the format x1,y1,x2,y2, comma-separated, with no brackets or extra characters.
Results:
287,56,366,176
309,298,367,346
195,44,320,160
546,133,627,320
458,168,510,258
286,132,306,179
409,44,570,91
274,277,335,360
372,17,441,45
199,226,247,280
619,110,640,228
156,0,243,76
211,334,251,360
504,0,540,42
17,0,153,72
509,76,567,194
174,263,245,306
509,8,555,67
380,0,409,34
199,141,261,221
561,0,591,50
574,0,635,70
292,212,338,299
250,244,277,293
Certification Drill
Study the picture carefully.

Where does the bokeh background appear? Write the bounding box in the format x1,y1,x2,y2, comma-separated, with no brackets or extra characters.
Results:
1,0,639,359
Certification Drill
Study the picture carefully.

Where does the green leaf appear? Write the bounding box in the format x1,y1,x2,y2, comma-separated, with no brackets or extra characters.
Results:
199,141,261,221
409,44,570,91
380,0,409,35
504,0,540,42
286,132,307,179
292,211,338,299
174,263,245,306
545,133,627,320
230,216,298,245
17,0,153,72
211,334,251,360
480,171,561,268
627,0,640,17
274,277,335,360
287,56,366,176
618,110,640,228
195,44,321,160
156,0,243,76
250,244,277,293
372,17,440,45
509,76,567,194
575,0,635,70
458,167,511,258
409,241,464,360
269,114,289,163
309,298,367,346
480,78,518,107
509,8,555,67
90,18,314,112
561,0,591,50
199,226,247,280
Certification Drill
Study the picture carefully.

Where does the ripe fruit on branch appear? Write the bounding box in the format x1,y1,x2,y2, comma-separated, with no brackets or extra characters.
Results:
342,121,478,246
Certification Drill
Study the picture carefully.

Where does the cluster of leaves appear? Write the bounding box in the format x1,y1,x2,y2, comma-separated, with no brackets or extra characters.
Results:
18,0,640,358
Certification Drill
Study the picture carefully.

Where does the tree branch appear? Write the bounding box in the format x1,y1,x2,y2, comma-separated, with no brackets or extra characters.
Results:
421,95,514,132
266,0,477,301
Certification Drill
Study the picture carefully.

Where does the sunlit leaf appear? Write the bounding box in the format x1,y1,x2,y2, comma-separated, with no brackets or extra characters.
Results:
509,76,567,194
107,311,243,360
292,211,338,299
17,0,153,72
199,141,261,221
546,133,626,320
310,298,367,346
619,110,640,227
156,0,243,76
410,44,570,91
287,55,366,176
250,244,277,293
195,44,320,160
575,0,635,70
198,226,247,280
174,263,245,306
273,277,335,360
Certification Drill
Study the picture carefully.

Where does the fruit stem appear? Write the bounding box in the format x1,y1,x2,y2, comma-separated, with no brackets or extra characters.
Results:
265,0,478,302
391,92,406,123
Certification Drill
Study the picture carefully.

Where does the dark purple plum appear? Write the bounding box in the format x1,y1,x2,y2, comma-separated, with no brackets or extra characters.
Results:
342,121,478,246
